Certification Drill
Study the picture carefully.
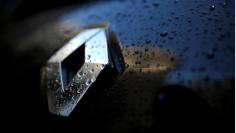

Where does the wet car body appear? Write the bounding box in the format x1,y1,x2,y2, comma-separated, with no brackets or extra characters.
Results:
1,0,234,132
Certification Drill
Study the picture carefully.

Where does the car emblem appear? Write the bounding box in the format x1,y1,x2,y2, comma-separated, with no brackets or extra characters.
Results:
41,26,125,116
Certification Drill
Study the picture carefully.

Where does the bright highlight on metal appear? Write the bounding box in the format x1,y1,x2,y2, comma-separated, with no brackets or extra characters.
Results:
42,27,124,116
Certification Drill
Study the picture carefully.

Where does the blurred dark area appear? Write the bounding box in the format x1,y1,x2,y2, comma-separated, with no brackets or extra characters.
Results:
0,0,98,132
0,0,97,27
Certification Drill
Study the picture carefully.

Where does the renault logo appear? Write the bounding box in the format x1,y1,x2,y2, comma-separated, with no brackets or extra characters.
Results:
41,26,125,116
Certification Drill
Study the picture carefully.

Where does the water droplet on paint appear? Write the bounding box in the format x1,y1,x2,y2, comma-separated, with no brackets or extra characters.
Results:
160,31,168,37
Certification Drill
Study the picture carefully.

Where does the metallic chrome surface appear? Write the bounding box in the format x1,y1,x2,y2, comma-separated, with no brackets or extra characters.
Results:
43,28,113,116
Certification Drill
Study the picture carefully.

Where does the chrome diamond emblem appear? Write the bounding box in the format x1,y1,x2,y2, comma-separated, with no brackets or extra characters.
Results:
41,27,125,116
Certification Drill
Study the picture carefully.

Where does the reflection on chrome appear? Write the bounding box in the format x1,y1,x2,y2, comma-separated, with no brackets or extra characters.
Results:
42,27,124,116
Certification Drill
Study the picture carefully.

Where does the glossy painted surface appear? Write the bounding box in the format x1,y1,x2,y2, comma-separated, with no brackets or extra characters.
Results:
5,0,234,132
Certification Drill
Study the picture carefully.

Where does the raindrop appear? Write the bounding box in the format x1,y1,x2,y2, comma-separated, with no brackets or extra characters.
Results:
168,36,174,40
160,31,168,37
91,76,96,83
87,55,91,59
86,79,92,86
174,0,178,4
90,68,95,73
146,40,151,44
173,16,179,20
55,79,59,83
149,16,153,20
206,52,215,59
78,71,84,76
170,57,175,62
187,19,192,23
100,64,105,69
152,2,159,8
217,33,226,40
222,2,227,8
210,5,215,11
77,88,83,94
203,29,208,34
202,11,208,15
81,84,85,89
